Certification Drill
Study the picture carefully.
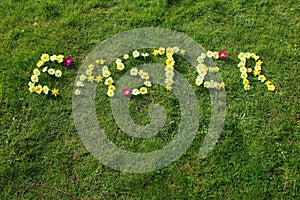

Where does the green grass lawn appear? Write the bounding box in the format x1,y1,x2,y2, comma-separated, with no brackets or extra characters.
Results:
1,0,299,199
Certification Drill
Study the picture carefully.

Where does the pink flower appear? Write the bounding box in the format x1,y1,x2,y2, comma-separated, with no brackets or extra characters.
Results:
63,56,73,66
219,50,227,59
122,87,131,96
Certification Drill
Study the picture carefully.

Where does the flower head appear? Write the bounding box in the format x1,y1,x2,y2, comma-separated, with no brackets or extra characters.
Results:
50,55,57,61
43,85,49,95
57,55,64,63
130,68,138,76
104,77,113,85
123,54,129,59
51,88,59,96
219,50,227,59
48,68,55,75
139,87,148,95
132,89,140,95
63,56,73,66
55,70,62,77
31,74,39,83
107,90,114,97
35,84,43,94
133,50,140,58
33,68,41,76
267,84,275,91
36,60,44,68
74,89,81,95
117,63,125,70
41,54,49,62
122,87,131,96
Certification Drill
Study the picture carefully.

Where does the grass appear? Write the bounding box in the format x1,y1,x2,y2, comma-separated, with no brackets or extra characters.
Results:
1,0,299,199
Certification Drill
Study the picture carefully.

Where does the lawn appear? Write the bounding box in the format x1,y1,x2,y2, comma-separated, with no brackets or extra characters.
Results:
0,0,299,199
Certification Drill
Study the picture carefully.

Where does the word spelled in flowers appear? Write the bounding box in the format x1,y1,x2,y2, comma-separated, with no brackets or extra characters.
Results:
28,54,73,96
74,47,275,97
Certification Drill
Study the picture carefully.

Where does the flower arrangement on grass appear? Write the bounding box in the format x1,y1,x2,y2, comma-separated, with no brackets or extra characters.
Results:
74,47,275,97
28,53,73,96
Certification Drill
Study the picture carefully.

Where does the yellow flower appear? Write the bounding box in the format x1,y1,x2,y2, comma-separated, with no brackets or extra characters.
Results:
244,84,250,90
139,87,148,95
88,64,95,70
115,58,122,64
28,81,34,87
241,73,248,79
33,68,41,76
209,67,219,72
108,85,115,91
238,62,245,68
55,70,62,77
138,70,144,76
165,65,174,71
197,56,204,63
95,59,100,64
29,85,35,93
50,55,57,61
141,73,150,80
35,84,43,94
197,63,208,75
265,80,272,86
158,47,165,55
247,68,252,73
86,69,92,76
48,68,55,75
180,49,185,55
243,79,249,85
203,81,211,88
245,52,251,59
51,88,59,96
87,76,94,82
144,81,152,87
212,51,219,59
166,58,175,66
166,52,173,58
96,75,103,83
57,55,64,63
258,75,266,82
256,60,263,66
42,67,48,72
102,66,108,71
74,89,81,95
253,70,261,76
195,76,203,86
43,85,49,95
165,70,174,78
267,84,275,91
40,54,49,62
36,60,44,68
79,74,86,81
132,88,140,95
133,50,140,58
31,74,39,83
106,90,114,97
219,82,226,89
130,68,138,76
117,63,125,70
166,47,174,55
239,67,247,73
99,59,105,65
238,52,246,60
165,85,172,91
206,51,213,58
102,70,111,77
152,49,159,56
104,77,113,85
165,78,173,85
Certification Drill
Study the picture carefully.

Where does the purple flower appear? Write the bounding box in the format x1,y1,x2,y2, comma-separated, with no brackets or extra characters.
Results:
122,87,131,96
63,56,73,66
219,50,227,59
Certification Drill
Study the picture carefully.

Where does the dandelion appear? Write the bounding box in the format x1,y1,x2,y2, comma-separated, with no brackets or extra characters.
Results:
107,90,114,97
96,75,103,83
219,50,227,59
43,85,49,95
140,87,148,95
144,81,152,87
267,84,275,91
80,74,86,81
31,74,39,83
165,85,172,91
152,49,159,56
57,55,64,63
104,77,113,85
74,89,81,95
117,63,125,70
87,76,94,82
258,75,266,82
123,54,129,59
33,68,41,76
122,88,131,96
133,50,140,58
36,60,44,67
158,47,165,55
130,68,138,76
132,88,140,95
55,70,62,77
48,68,55,75
41,54,49,62
35,84,43,94
253,70,260,76
50,55,57,61
63,56,73,66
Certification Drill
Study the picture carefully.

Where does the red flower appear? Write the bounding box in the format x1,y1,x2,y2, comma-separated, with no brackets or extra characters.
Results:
63,56,73,66
219,50,227,59
122,88,131,96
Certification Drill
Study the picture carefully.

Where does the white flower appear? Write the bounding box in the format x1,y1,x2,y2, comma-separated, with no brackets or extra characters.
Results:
107,90,114,97
207,51,213,58
88,64,95,70
33,68,41,76
48,68,55,75
117,63,125,70
132,88,140,95
165,70,174,78
116,58,122,64
79,74,86,81
102,66,108,71
195,75,204,86
31,74,39,83
102,70,111,77
130,68,138,76
76,81,84,87
165,78,173,85
144,81,152,87
172,46,179,53
43,85,49,95
133,50,140,58
55,70,62,77
123,54,129,59
42,67,48,72
29,85,35,93
74,89,81,95
50,55,57,61
104,77,113,85
141,53,149,57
